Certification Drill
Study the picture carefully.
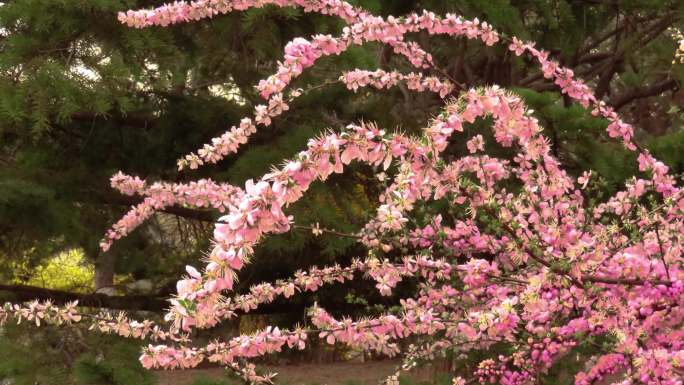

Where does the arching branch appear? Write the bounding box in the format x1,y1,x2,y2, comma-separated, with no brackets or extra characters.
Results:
611,78,678,110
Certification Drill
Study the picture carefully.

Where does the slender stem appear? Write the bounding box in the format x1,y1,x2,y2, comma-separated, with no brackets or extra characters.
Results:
654,224,671,281
293,224,361,239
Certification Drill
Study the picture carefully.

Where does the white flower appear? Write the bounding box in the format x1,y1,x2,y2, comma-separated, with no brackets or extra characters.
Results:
311,222,323,236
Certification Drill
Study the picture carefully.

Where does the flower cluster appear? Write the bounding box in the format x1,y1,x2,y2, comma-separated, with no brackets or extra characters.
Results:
670,28,684,65
1,300,174,341
575,354,627,385
101,172,244,251
153,4,657,177
341,69,454,98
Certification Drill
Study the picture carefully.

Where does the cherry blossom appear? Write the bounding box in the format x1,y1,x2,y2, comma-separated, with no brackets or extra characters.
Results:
2,2,682,385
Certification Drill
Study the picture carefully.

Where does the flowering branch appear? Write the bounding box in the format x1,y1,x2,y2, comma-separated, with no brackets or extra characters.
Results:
5,2,683,385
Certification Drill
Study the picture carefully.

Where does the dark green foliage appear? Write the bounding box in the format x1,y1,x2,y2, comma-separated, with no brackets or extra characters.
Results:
398,375,452,385
73,343,155,385
187,376,239,385
0,323,152,385
0,326,70,385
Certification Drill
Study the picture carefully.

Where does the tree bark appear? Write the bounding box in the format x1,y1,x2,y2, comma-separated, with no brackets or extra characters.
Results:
0,283,168,311
0,283,391,314
611,78,678,110
94,249,116,295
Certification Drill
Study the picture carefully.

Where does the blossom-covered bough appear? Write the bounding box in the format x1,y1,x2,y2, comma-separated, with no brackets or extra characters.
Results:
3,1,683,384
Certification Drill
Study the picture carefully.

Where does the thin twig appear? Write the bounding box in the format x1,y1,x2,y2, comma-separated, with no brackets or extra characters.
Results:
654,224,671,281
293,224,361,239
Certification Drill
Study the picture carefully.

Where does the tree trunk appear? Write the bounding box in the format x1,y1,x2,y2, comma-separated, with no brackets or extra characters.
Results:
94,250,116,295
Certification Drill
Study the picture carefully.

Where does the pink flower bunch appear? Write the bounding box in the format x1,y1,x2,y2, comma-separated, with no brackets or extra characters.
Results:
0,300,175,341
181,117,257,169
635,350,684,385
101,172,243,251
475,357,532,385
408,216,501,254
122,1,656,179
575,354,628,385
466,135,485,154
118,0,366,28
140,344,203,369
341,69,454,98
